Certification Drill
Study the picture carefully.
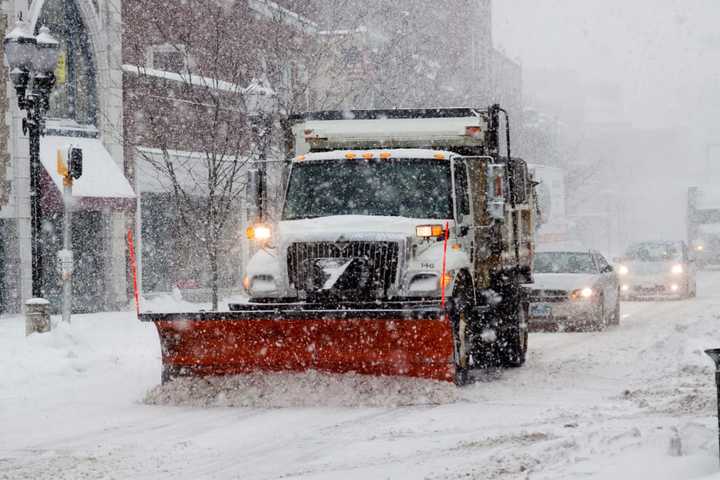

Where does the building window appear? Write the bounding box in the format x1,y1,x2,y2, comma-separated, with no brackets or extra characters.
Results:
146,44,190,73
37,0,98,126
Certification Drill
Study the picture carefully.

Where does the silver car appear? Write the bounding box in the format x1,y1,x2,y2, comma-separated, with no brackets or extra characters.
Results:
528,250,621,331
617,241,697,299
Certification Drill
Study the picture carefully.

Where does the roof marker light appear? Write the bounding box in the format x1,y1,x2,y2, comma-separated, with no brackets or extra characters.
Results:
434,152,445,160
380,151,391,159
345,152,357,160
362,152,374,160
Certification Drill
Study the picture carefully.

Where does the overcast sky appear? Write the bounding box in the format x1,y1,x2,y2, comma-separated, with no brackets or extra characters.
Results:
492,1,720,248
493,0,720,135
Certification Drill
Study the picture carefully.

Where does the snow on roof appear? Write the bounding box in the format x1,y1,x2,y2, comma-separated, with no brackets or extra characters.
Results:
40,136,135,199
122,64,275,97
248,0,317,33
301,116,484,140
295,116,487,153
296,149,457,162
135,147,251,194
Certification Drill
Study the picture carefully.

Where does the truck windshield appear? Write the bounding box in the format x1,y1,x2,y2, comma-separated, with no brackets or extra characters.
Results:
283,159,453,220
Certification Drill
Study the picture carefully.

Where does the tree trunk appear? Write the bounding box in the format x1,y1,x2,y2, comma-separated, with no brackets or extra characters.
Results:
209,247,219,311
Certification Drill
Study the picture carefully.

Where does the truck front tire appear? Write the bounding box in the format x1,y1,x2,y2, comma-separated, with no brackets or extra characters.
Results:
450,281,473,385
499,302,528,368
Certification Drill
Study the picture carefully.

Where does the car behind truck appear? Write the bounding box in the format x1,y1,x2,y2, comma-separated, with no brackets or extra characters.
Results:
687,186,720,267
140,105,538,386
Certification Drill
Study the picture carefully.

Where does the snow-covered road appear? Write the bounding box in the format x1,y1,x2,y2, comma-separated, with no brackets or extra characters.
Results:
4,274,720,479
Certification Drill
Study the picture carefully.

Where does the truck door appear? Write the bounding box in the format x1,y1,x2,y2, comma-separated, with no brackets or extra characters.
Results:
462,157,496,288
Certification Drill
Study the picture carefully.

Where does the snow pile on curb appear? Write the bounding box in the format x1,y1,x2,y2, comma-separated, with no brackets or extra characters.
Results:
0,312,159,389
145,371,462,408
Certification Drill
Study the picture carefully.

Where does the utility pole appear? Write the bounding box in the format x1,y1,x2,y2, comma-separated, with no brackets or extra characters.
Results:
57,146,82,323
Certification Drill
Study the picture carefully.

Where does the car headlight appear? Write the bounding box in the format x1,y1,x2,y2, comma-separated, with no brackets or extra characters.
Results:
570,287,594,300
618,265,629,275
671,264,683,274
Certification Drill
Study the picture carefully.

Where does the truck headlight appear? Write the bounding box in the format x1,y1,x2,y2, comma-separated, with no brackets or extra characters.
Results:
671,264,683,274
618,265,629,275
246,224,272,242
416,224,445,238
695,245,704,252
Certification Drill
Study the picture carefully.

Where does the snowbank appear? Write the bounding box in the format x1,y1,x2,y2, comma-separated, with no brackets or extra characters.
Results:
145,371,461,408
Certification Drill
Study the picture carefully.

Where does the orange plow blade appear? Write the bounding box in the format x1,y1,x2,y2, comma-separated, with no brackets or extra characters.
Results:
140,304,456,383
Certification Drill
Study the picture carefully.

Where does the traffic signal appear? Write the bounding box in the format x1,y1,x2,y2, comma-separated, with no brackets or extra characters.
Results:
68,147,82,180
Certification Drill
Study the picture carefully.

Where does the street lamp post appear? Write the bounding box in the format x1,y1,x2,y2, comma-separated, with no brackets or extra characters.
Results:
3,21,59,332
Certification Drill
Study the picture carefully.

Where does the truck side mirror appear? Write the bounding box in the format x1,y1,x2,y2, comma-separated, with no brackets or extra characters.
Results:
487,164,506,221
508,158,528,204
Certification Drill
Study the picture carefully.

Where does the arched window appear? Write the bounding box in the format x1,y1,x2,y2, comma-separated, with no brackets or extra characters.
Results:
36,0,97,126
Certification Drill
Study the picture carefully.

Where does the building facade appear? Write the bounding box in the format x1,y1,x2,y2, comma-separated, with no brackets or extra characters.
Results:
1,0,128,314
1,0,521,313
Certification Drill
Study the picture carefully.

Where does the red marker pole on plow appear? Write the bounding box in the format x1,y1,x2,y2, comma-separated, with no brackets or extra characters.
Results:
440,221,450,309
127,229,140,316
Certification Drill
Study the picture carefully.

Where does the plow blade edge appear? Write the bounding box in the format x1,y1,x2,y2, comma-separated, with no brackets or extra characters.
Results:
140,305,455,383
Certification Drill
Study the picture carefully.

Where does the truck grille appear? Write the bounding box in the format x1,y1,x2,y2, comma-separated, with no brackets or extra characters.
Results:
287,241,400,297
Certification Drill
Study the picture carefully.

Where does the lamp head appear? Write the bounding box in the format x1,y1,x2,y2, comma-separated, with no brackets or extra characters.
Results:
32,26,59,74
3,20,35,71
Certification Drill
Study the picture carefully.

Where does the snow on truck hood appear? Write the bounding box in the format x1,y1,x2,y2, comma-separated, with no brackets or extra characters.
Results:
278,215,452,240
531,273,600,291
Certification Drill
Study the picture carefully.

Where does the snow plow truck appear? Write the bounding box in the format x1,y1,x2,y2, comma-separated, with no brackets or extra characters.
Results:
140,105,538,386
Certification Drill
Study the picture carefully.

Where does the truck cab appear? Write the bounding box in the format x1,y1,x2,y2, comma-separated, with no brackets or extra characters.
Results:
244,108,535,308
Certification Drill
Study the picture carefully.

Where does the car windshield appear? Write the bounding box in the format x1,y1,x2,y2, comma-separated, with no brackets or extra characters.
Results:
282,158,453,220
533,252,597,274
625,242,682,262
